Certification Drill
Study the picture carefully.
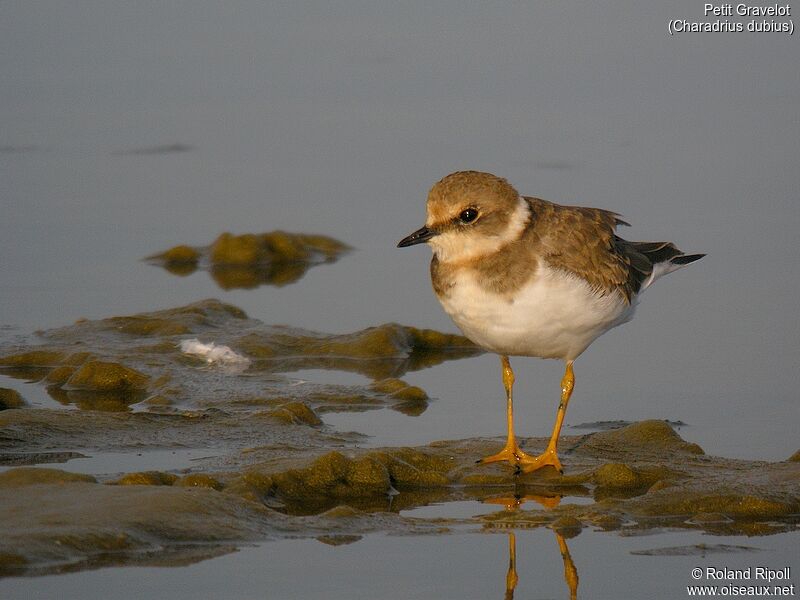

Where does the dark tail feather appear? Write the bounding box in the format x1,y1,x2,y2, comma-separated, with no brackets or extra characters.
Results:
625,240,706,267
670,253,706,266
615,237,704,294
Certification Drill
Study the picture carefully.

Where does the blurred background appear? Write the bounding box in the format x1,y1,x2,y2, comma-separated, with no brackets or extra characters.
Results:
1,1,798,461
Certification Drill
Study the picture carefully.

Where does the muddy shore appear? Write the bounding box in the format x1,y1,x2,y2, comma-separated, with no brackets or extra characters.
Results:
1,300,798,578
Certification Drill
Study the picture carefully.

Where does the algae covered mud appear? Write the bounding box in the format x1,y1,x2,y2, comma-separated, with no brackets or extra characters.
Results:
146,230,351,289
1,298,799,598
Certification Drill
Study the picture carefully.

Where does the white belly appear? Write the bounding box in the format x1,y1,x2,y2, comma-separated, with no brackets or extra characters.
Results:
438,264,635,360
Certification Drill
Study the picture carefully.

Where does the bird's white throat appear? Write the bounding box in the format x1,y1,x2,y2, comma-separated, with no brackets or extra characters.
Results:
428,197,530,263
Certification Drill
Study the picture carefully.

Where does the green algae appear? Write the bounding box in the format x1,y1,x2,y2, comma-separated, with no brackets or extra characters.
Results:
590,462,676,492
177,474,224,490
210,263,308,289
145,244,201,275
345,457,390,489
0,552,28,569
237,324,433,359
144,394,174,407
370,378,427,400
1,422,799,576
288,324,475,360
209,233,261,265
29,359,155,411
0,301,798,577
316,534,363,546
0,406,350,465
0,388,25,410
0,350,66,367
241,447,461,506
64,352,94,366
147,231,351,289
270,452,391,499
374,448,452,487
92,299,248,339
210,233,266,264
113,471,179,486
43,365,76,385
0,481,286,575
65,361,150,392
306,392,383,412
243,447,453,505
209,231,349,265
687,512,734,525
150,298,249,322
585,512,625,531
221,423,800,535
224,472,274,504
237,322,480,379
370,378,429,415
630,543,759,556
105,316,191,336
264,402,322,426
54,532,136,554
303,380,429,416
549,515,583,537
1,301,476,408
47,387,142,412
0,467,97,486
629,489,796,520
578,419,704,457
593,463,642,489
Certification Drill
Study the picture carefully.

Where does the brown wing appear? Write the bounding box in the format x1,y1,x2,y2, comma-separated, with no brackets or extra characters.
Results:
528,197,644,302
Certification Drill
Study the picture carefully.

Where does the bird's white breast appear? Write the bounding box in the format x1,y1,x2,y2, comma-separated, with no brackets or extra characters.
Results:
438,263,635,361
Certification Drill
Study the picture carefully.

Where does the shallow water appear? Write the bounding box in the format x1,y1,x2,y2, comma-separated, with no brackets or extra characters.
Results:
1,0,798,598
2,529,798,600
0,448,218,478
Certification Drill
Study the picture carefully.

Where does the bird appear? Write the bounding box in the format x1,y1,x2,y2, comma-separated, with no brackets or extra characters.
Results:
397,171,704,475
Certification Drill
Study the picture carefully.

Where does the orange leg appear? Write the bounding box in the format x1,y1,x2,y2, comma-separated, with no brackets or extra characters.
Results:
478,356,537,470
517,360,575,474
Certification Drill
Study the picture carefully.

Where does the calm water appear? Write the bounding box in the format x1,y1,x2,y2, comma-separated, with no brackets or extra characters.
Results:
1,1,798,597
3,529,799,600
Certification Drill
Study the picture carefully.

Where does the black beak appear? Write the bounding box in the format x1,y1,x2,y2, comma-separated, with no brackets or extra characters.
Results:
397,225,436,248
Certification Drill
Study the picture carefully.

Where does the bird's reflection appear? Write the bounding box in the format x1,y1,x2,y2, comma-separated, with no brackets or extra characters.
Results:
484,494,579,600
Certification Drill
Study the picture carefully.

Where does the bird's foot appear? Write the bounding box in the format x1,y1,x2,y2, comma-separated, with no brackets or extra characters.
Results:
477,440,535,470
517,446,563,475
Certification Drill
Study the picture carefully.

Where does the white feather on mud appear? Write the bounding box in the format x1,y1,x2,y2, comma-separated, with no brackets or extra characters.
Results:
179,338,251,372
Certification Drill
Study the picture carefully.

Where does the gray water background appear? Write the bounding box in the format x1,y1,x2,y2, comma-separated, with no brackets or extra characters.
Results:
0,3,798,597
4,1,797,460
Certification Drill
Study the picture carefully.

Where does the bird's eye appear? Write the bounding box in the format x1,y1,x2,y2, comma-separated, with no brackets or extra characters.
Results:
459,208,478,223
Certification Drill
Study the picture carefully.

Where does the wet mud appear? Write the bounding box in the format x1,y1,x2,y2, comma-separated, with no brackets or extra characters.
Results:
1,301,798,578
0,388,25,410
146,231,351,288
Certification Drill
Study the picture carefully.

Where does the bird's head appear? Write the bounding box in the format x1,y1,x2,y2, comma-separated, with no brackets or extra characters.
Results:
397,171,530,263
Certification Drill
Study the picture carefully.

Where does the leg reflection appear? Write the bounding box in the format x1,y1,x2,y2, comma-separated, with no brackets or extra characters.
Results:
556,531,579,600
487,494,580,600
505,532,518,600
